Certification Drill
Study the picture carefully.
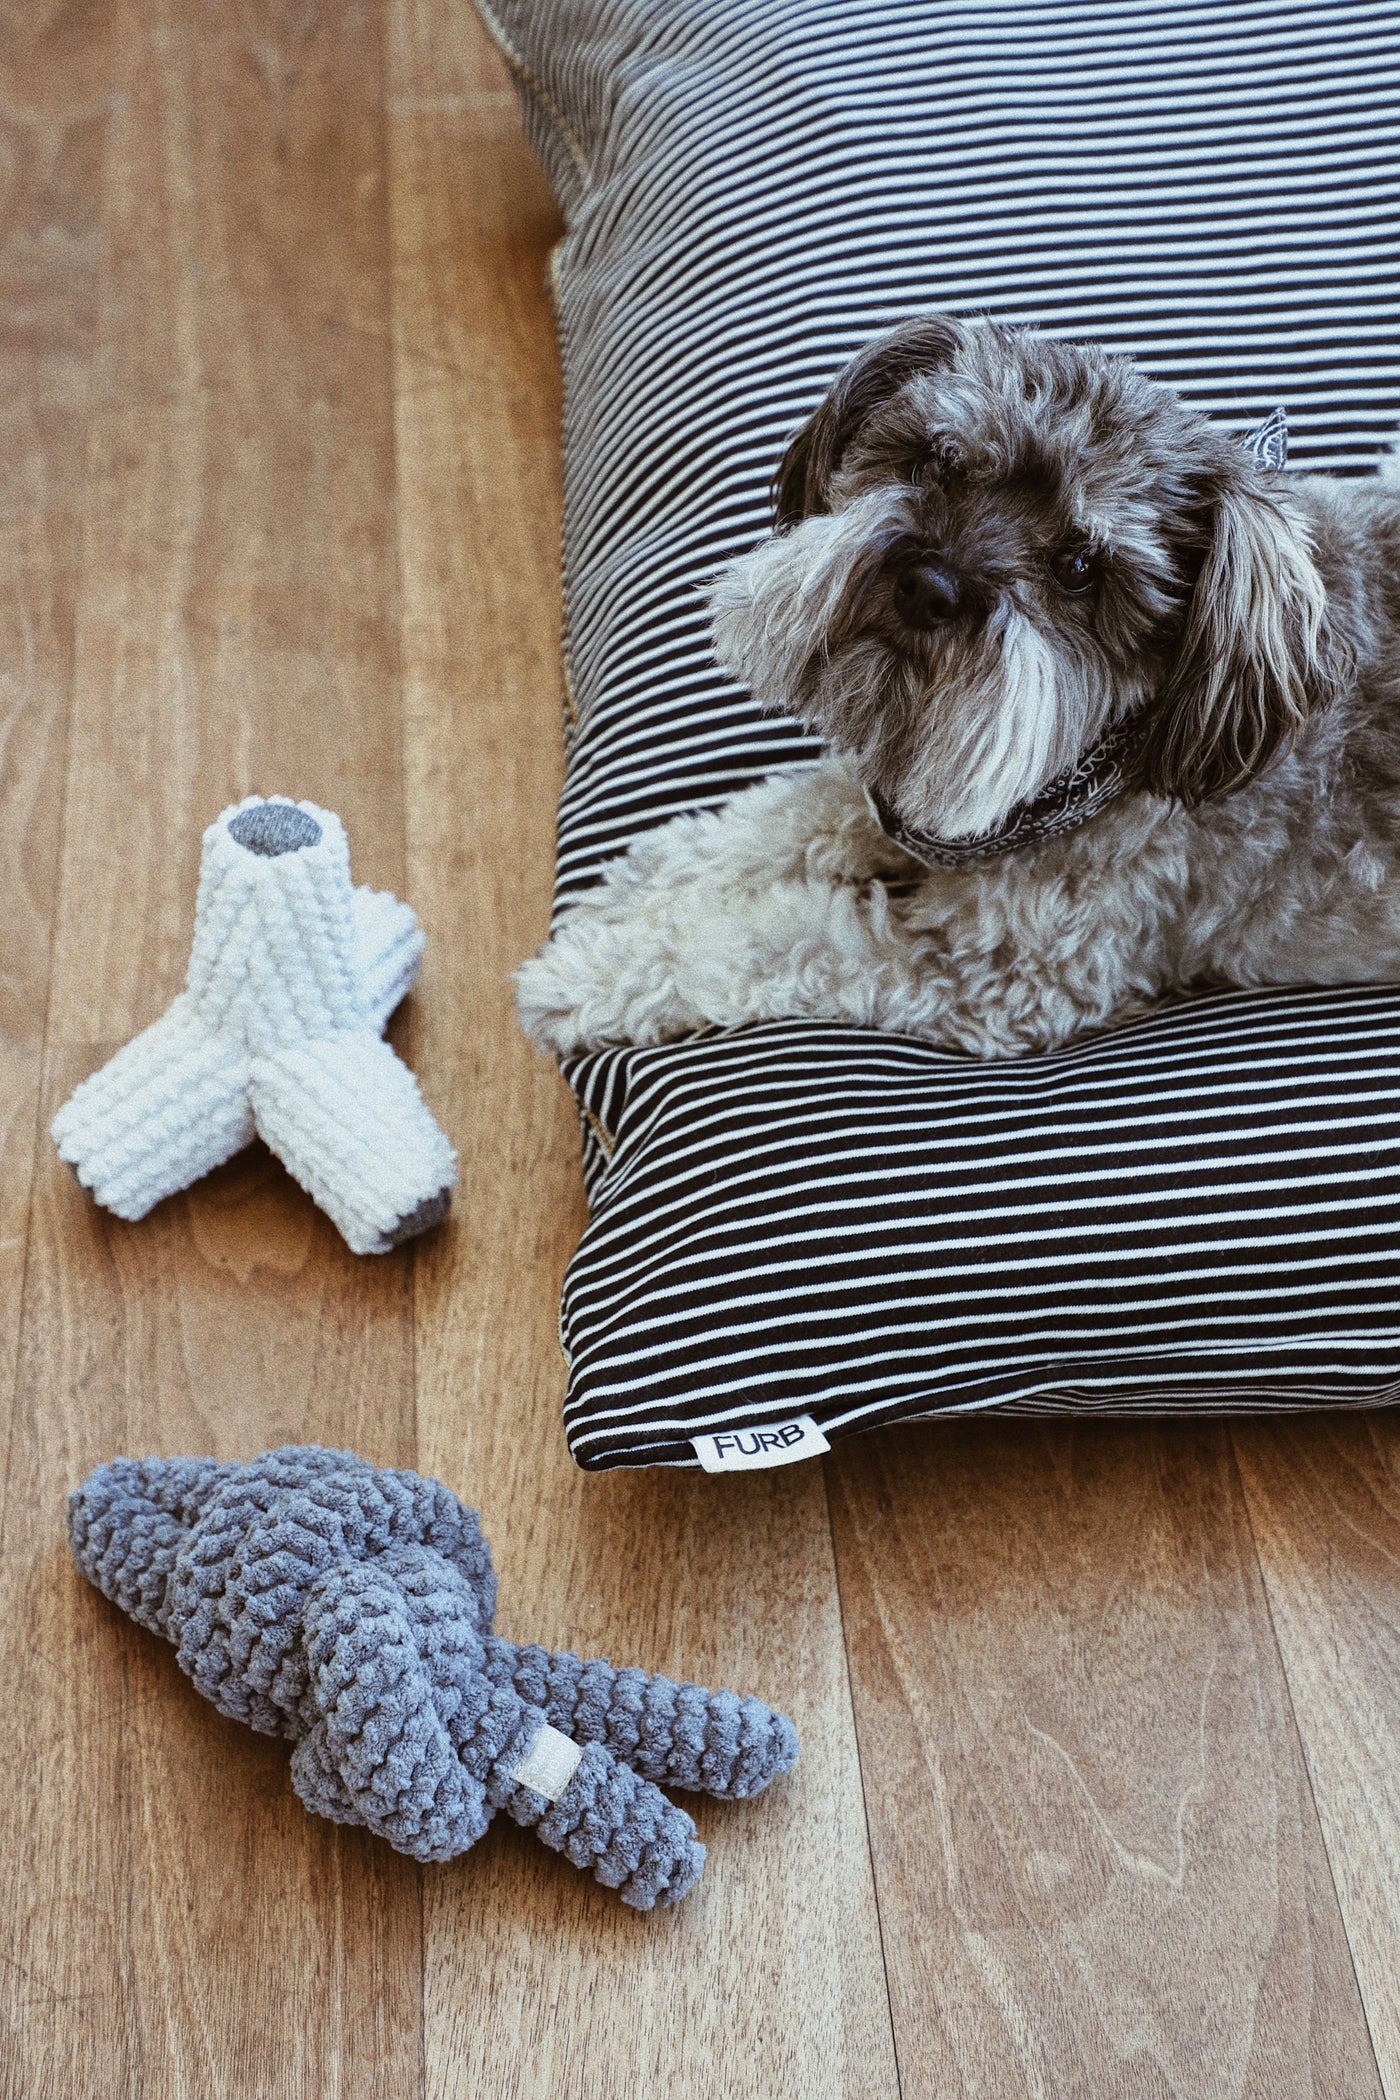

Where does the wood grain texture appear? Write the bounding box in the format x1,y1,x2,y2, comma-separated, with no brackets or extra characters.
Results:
0,0,108,1434
828,1421,1382,2099
0,1,421,2093
387,11,899,2095
46,0,407,1046
0,4,117,2089
1234,1417,1400,2099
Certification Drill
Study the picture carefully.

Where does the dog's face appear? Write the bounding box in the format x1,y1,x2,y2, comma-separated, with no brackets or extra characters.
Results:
709,317,1335,840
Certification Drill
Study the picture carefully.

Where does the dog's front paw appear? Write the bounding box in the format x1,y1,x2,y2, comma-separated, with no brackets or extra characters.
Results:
515,907,708,1059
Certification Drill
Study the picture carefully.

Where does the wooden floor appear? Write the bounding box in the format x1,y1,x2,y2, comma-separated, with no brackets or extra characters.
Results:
3,3,1400,2094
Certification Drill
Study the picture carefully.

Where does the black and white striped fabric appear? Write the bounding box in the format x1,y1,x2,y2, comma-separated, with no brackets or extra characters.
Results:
561,989,1400,1469
483,0,1400,1468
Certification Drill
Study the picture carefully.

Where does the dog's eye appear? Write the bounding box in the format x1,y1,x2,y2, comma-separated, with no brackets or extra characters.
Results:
1051,544,1097,593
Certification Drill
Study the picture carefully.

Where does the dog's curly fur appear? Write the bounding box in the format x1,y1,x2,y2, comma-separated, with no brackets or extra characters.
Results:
518,318,1400,1061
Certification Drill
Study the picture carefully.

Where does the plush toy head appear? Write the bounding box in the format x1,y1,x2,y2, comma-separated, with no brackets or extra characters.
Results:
69,1446,798,1909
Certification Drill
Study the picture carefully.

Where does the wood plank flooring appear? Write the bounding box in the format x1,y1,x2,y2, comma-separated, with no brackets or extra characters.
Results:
1,5,1397,2095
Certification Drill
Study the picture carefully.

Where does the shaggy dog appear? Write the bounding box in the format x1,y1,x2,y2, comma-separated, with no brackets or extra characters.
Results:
517,316,1400,1061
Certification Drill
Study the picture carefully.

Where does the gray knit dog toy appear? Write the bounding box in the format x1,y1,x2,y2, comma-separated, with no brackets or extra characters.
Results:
68,1445,798,1909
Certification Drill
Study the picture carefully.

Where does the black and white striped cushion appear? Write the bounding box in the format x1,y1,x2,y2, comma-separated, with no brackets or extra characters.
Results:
561,990,1400,1469
485,0,1400,1469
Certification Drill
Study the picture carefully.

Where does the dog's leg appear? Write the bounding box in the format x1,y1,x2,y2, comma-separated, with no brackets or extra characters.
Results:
516,759,928,1056
517,760,1179,1060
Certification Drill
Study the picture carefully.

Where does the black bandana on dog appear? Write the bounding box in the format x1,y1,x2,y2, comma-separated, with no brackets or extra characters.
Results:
867,407,1287,869
867,713,1146,867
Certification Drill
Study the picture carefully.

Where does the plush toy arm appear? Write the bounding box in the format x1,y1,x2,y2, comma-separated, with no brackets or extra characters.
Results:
482,1637,799,1800
351,886,425,1034
248,1032,457,1255
50,996,254,1220
67,1455,239,1639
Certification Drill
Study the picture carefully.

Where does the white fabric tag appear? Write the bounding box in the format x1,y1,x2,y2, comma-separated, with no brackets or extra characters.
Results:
512,1723,583,1803
692,1416,831,1472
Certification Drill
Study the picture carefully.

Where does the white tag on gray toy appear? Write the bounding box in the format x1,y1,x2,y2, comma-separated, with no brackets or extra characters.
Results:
692,1416,831,1471
512,1723,584,1803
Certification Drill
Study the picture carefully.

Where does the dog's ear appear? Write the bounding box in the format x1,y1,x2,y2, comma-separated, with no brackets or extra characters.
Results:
773,315,964,529
1139,457,1339,803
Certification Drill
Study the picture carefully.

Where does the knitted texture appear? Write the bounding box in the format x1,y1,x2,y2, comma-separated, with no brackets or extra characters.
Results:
68,1446,799,1909
51,796,456,1254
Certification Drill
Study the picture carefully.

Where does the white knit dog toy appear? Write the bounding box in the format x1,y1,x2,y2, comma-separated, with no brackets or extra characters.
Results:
52,796,457,1255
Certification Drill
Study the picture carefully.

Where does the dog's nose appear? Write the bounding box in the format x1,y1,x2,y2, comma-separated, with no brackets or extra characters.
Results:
893,557,963,628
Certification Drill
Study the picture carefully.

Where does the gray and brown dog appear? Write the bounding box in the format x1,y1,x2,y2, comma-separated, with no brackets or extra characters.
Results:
518,317,1400,1060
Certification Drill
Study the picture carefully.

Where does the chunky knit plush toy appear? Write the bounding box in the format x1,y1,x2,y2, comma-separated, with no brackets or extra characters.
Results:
51,797,456,1255
68,1446,798,1909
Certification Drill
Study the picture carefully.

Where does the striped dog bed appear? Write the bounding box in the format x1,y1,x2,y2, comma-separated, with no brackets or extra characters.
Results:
483,0,1400,1469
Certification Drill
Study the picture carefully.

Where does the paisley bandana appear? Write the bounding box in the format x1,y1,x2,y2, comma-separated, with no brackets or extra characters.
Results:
867,711,1147,867
867,407,1287,869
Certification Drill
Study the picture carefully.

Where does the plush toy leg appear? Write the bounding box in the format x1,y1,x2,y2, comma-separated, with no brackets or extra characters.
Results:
483,1637,799,1800
50,996,253,1221
494,1736,706,1910
298,1560,705,1908
249,1032,457,1255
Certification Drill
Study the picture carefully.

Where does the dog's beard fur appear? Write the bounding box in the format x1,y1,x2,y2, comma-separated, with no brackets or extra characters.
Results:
708,317,1342,840
924,611,1086,837
710,487,1122,839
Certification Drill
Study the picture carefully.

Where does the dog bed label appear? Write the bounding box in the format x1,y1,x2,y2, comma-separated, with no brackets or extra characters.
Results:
692,1417,831,1471
512,1723,584,1803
